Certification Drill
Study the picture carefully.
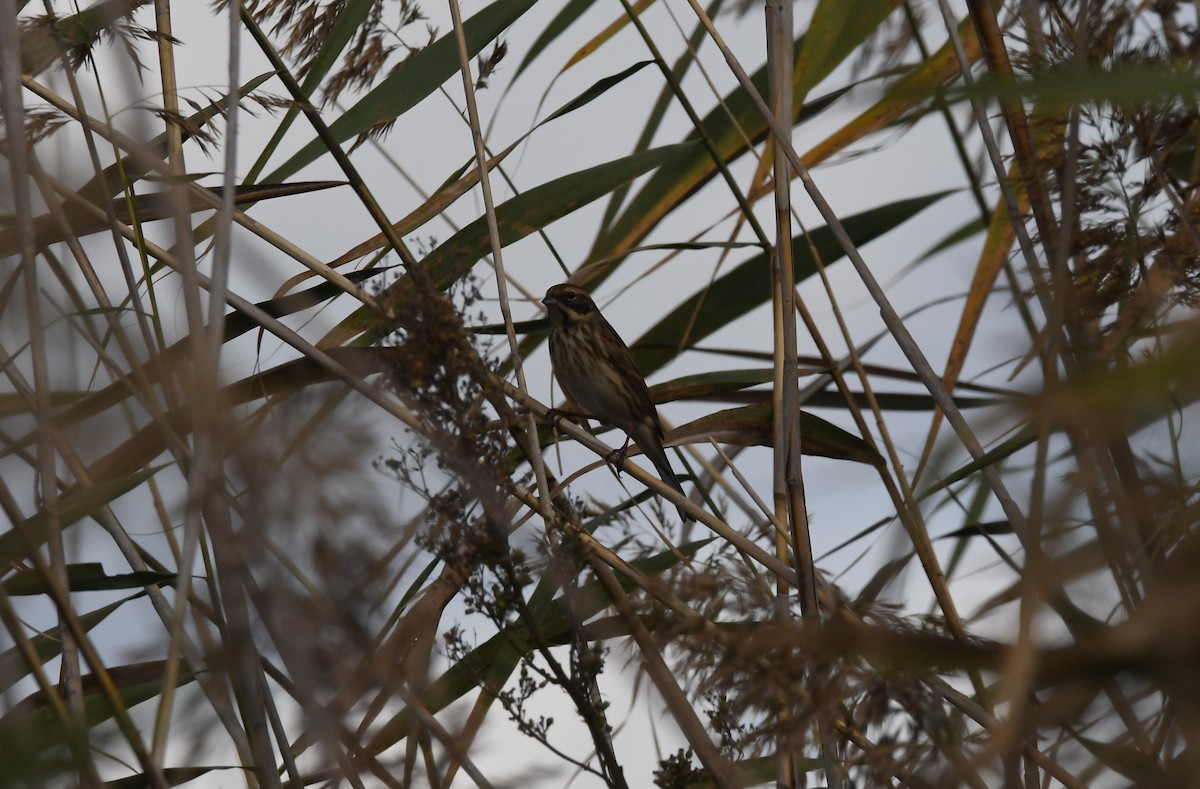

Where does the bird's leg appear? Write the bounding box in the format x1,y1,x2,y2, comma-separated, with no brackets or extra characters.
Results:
605,433,633,477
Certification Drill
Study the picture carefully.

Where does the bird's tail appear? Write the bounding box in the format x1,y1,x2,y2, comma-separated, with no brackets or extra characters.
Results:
631,424,692,522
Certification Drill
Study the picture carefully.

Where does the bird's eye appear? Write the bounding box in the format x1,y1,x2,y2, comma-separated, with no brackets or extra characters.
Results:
564,292,576,302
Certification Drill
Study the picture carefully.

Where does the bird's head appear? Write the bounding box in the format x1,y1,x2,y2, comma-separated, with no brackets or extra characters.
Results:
542,284,598,327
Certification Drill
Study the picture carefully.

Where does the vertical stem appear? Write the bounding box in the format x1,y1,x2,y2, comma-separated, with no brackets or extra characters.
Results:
684,0,1035,551
447,0,623,782
764,0,816,621
766,5,796,781
444,0,553,531
1,0,79,749
155,4,281,782
765,4,838,786
154,0,244,766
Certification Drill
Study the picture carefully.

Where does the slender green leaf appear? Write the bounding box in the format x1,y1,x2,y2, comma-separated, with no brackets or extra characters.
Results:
333,142,701,343
587,61,852,278
919,427,1036,499
0,467,163,566
938,521,1015,540
856,552,914,604
268,0,540,182
0,660,195,758
599,0,727,233
801,17,980,169
919,216,987,260
818,514,895,561
3,564,175,596
967,65,1200,110
365,538,712,756
0,592,144,693
104,767,226,789
649,368,1002,411
666,403,884,467
515,0,600,79
0,391,86,417
0,181,342,257
325,60,658,267
630,191,954,375
795,0,905,101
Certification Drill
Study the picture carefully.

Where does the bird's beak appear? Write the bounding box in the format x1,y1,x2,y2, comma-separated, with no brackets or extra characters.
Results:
541,294,555,306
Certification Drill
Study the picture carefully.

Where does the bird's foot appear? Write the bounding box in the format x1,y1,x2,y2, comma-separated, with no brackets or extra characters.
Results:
605,436,633,477
545,408,591,429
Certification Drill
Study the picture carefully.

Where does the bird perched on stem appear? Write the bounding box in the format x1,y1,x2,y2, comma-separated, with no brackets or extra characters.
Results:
542,283,691,522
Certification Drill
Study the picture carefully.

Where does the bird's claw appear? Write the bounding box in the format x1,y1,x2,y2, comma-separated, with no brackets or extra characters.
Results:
606,436,632,477
545,408,591,430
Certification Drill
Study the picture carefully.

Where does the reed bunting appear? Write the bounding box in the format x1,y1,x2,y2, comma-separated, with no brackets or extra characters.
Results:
542,283,691,521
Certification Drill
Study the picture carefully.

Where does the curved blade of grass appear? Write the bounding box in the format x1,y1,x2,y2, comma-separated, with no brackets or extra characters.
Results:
801,16,981,169
794,0,905,102
647,368,1001,411
599,0,727,233
365,539,711,756
856,552,914,604
267,0,539,182
331,142,701,344
652,368,775,400
938,478,994,589
0,591,145,694
103,766,224,789
324,60,656,269
628,191,954,375
965,63,1200,110
807,390,1000,412
514,0,598,79
560,0,655,73
920,216,987,259
0,181,342,257
0,660,194,756
0,466,163,566
666,403,884,467
918,426,1036,499
3,564,175,595
585,52,851,277
818,514,893,561
1,268,393,459
413,145,701,292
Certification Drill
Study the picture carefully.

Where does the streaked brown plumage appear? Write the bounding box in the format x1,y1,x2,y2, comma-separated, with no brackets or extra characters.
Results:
542,283,690,521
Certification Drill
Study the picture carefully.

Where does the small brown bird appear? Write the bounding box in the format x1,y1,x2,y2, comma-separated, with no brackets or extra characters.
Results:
542,283,691,521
